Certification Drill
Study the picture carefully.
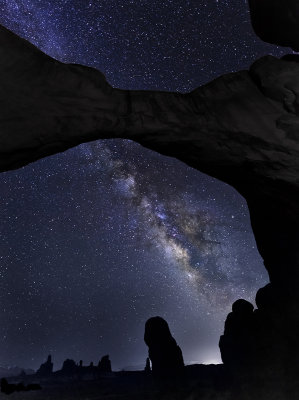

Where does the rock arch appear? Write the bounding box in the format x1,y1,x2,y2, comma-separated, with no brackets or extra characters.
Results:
0,23,299,375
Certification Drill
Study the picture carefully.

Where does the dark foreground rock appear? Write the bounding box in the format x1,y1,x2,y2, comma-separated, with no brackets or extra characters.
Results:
144,316,184,377
3,365,297,400
220,283,297,392
1,378,41,395
98,355,112,373
219,299,255,369
36,355,53,377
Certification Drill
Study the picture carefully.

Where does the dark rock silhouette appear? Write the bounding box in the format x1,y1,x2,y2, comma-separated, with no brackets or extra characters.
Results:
30,354,114,382
144,316,184,378
1,378,41,395
253,284,289,375
62,359,77,374
219,299,255,369
36,354,53,376
219,285,292,382
144,357,151,374
248,0,299,50
98,355,112,373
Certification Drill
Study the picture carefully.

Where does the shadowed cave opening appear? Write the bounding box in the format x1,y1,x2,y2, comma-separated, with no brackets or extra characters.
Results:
0,138,269,371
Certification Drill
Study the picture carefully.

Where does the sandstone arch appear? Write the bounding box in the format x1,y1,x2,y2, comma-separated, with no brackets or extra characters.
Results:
1,23,299,375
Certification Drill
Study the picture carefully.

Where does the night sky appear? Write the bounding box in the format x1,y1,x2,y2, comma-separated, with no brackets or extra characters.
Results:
0,0,290,370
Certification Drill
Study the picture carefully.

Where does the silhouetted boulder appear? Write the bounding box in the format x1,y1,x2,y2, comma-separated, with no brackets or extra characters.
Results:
62,359,77,374
36,355,53,376
144,316,184,378
98,355,112,373
255,283,278,311
220,286,292,381
219,299,255,369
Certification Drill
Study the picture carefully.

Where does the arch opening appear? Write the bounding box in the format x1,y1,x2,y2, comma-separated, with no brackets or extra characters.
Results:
0,138,269,371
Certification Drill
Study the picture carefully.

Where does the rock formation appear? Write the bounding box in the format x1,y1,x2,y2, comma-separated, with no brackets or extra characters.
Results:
248,0,299,50
1,24,299,284
253,284,289,376
219,299,255,369
98,355,112,373
36,355,53,376
1,20,299,379
144,316,184,377
62,359,77,374
220,285,292,381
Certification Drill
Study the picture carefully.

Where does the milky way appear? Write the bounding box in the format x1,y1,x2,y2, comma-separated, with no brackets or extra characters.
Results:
0,0,290,370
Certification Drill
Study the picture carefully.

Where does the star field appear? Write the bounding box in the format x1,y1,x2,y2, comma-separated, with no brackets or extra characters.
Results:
0,0,290,370
0,140,268,369
0,0,288,91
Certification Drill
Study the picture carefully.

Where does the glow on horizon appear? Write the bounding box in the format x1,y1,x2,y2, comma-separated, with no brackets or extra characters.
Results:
202,359,222,365
186,357,222,365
